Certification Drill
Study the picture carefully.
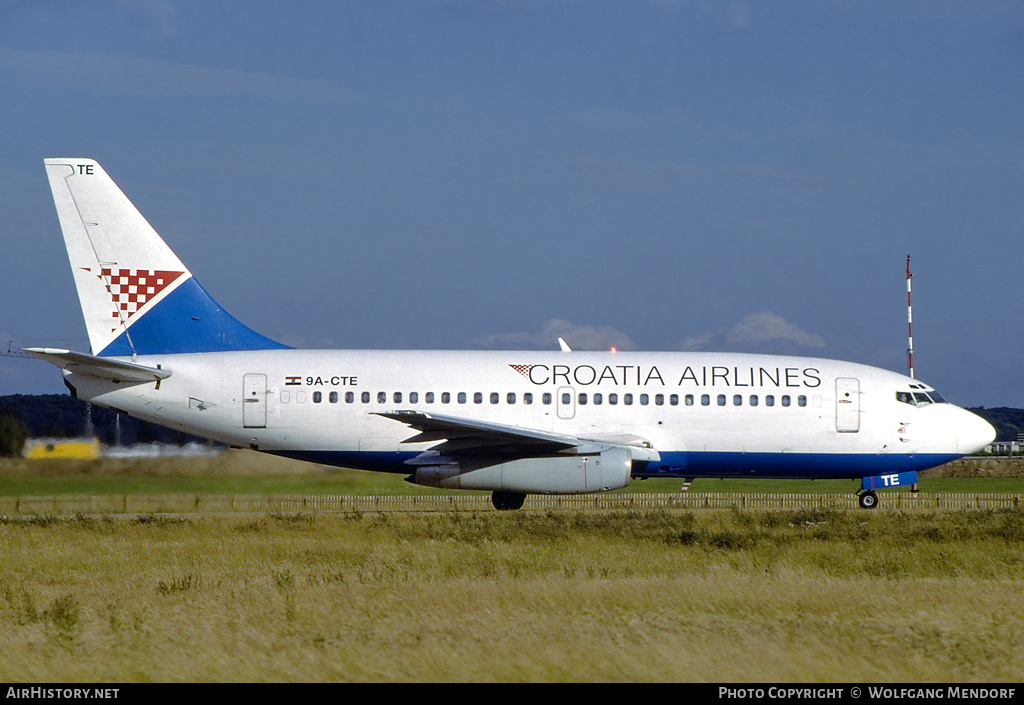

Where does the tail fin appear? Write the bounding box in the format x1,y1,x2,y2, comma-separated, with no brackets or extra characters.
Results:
44,158,287,356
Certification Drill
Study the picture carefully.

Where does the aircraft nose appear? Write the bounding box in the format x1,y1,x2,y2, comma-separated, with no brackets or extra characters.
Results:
958,409,996,454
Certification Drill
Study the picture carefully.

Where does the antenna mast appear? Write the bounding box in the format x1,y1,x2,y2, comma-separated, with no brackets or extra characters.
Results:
906,255,914,378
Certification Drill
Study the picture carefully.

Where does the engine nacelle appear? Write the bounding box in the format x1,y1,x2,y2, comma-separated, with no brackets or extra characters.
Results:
411,447,633,494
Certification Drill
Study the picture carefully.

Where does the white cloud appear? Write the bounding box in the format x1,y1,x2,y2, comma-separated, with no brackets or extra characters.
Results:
681,311,825,352
474,318,636,351
726,311,826,348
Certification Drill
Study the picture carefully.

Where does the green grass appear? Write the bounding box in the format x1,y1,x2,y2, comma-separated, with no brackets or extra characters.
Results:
2,451,1023,682
1,453,1022,497
0,468,420,497
2,508,1024,681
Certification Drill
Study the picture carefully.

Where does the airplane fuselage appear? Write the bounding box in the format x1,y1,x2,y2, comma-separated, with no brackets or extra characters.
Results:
64,349,991,484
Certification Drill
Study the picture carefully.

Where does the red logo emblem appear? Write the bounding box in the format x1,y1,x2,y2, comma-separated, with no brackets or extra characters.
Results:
86,268,185,329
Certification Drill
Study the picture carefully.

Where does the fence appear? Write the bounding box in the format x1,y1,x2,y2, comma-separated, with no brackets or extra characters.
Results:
0,492,1021,516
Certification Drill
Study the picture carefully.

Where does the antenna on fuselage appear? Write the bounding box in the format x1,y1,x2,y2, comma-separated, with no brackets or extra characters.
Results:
906,255,914,378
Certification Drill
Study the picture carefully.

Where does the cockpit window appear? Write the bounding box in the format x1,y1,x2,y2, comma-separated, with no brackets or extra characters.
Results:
896,388,947,406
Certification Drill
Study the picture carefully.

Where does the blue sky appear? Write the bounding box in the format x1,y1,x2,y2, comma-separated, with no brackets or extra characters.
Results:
1,0,1022,408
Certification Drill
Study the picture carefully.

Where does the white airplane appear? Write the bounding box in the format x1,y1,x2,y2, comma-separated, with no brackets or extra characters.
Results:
28,158,995,510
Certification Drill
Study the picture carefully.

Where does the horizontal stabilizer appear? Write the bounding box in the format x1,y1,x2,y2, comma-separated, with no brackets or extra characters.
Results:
23,348,171,384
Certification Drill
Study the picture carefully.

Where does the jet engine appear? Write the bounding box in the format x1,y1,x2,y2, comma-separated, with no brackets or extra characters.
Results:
408,446,633,495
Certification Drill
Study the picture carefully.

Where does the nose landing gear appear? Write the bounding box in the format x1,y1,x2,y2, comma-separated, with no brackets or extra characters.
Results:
857,471,918,509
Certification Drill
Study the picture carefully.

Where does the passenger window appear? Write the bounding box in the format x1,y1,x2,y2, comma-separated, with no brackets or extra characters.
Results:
717,395,726,406
782,395,791,407
608,393,618,405
670,394,678,406
655,394,664,406
765,395,775,407
562,393,571,405
578,393,587,405
425,392,434,404
701,394,710,406
507,392,516,404
474,392,483,404
593,393,602,405
524,393,533,405
685,394,694,406
624,394,633,405
640,394,649,405
798,395,807,407
490,392,499,404
733,395,742,406
410,392,418,404
394,392,402,403
329,391,338,403
361,392,370,404
749,395,758,406
442,392,450,404
543,393,552,405
458,393,467,404
345,391,354,403
313,392,322,404
377,392,386,404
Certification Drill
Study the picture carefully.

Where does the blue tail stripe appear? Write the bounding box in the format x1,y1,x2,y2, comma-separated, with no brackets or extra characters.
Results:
98,278,289,356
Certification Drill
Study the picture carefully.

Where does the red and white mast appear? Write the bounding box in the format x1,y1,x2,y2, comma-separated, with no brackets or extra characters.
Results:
906,255,914,378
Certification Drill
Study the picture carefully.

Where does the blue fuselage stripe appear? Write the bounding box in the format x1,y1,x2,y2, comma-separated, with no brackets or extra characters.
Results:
266,449,959,479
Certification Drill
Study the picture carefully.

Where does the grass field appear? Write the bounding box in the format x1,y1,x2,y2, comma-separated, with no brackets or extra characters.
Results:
2,453,1023,682
1,451,1022,498
2,508,1024,682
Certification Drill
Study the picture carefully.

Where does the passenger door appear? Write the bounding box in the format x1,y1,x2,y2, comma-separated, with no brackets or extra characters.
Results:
242,373,268,428
835,377,860,433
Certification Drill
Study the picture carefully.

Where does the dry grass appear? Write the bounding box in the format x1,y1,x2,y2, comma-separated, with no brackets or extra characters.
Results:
2,509,1023,682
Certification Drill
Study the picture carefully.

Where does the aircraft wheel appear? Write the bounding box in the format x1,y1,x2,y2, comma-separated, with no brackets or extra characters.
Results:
492,491,527,511
858,490,879,510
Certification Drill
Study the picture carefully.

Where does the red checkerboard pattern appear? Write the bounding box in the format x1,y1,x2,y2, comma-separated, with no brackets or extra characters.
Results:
87,267,185,325
509,364,533,378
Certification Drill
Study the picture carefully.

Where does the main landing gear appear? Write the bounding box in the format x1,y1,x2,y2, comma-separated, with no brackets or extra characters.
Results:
492,491,527,511
857,490,879,510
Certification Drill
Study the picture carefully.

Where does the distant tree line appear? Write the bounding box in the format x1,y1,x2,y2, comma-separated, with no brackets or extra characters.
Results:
967,407,1024,444
0,394,209,457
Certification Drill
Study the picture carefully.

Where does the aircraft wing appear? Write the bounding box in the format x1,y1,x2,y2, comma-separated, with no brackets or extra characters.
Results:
374,410,582,455
23,348,171,384
374,409,660,465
